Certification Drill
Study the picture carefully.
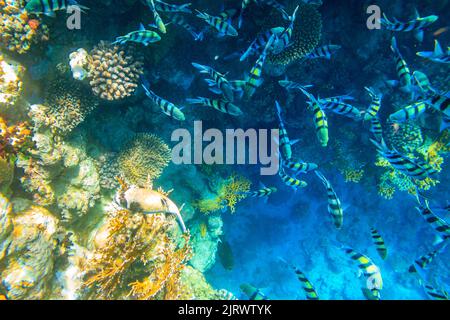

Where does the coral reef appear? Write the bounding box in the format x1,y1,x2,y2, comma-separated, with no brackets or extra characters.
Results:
0,197,61,299
194,174,251,215
267,2,322,67
0,116,32,160
0,54,25,110
16,130,101,220
37,77,99,136
117,133,172,187
83,208,192,300
0,0,49,54
86,41,144,101
189,214,223,272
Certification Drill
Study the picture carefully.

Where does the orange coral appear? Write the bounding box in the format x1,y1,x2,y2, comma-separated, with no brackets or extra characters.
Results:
0,116,32,159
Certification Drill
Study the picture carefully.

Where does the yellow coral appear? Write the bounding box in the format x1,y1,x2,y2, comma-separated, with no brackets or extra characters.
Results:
342,168,364,183
118,133,171,187
84,209,191,300
194,174,251,214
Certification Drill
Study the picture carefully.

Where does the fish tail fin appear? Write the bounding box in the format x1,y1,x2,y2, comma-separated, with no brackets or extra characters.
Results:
314,170,328,186
290,5,300,23
195,9,207,20
180,3,192,13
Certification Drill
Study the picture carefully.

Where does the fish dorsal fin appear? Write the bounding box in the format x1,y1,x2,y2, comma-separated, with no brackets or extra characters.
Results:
414,8,421,19
139,23,146,31
259,181,267,189
434,40,444,56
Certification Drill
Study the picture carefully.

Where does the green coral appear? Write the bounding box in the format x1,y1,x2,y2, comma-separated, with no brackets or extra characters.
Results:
117,133,172,187
267,2,322,66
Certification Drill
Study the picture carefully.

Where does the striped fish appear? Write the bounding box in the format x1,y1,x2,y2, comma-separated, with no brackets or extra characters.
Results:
370,228,388,260
154,0,192,13
299,88,329,147
283,159,318,175
270,6,299,55
369,117,383,142
413,71,435,96
408,242,448,273
305,45,341,60
169,14,204,41
371,138,436,181
426,93,450,117
319,99,362,120
423,283,449,300
364,87,382,121
238,0,255,28
279,169,308,190
217,289,239,300
380,12,438,42
247,183,277,199
417,40,450,64
275,101,297,161
278,80,314,92
24,0,88,16
389,101,428,123
340,245,383,300
240,27,284,61
192,63,234,101
196,10,238,37
142,83,185,121
416,195,450,242
315,171,343,229
280,258,319,300
146,0,167,34
240,284,269,300
244,35,275,98
113,24,161,46
390,37,413,92
186,97,243,116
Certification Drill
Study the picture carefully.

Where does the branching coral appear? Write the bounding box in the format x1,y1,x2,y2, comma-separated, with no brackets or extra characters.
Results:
343,168,365,183
267,2,322,66
194,174,251,214
39,78,99,136
0,0,49,54
117,133,172,187
0,54,25,109
87,41,144,101
83,208,192,300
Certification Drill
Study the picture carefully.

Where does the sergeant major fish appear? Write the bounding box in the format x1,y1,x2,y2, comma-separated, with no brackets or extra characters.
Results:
186,97,243,116
196,10,238,37
113,23,161,46
299,88,329,147
416,193,450,243
240,284,269,300
245,182,277,200
142,82,185,121
369,117,383,142
417,40,450,64
390,37,413,93
339,244,383,300
304,45,341,60
380,10,438,42
364,87,382,121
370,228,388,260
283,159,318,175
25,0,89,16
191,63,235,101
240,27,285,61
279,169,308,190
315,171,343,229
408,241,448,274
169,14,204,41
270,6,300,55
279,258,319,300
146,0,167,34
275,101,298,161
154,0,192,13
371,138,437,181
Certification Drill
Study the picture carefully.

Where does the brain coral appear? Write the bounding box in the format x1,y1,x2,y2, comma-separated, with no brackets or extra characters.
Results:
117,133,172,186
267,2,322,66
88,41,144,101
